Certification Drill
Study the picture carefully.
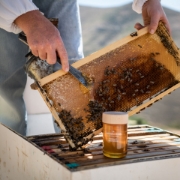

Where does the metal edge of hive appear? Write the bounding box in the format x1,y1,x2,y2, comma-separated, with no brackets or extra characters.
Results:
75,153,180,172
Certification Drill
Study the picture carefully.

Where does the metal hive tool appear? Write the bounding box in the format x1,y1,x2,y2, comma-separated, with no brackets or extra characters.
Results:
27,22,180,149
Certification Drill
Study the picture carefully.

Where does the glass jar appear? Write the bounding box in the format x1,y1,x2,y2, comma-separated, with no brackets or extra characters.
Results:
103,112,128,158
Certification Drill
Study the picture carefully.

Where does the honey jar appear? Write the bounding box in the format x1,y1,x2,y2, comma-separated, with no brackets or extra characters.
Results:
102,111,128,158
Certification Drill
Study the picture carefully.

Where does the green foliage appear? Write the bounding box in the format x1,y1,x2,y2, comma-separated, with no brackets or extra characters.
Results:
169,121,180,129
129,116,147,125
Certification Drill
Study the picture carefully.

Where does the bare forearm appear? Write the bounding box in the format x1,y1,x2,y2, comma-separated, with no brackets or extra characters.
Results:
14,10,46,35
0,0,38,33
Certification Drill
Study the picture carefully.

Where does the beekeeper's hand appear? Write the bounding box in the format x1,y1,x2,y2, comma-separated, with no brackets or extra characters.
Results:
134,0,171,35
15,10,69,72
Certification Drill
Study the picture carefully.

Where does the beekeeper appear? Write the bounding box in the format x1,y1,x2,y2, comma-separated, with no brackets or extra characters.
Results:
0,0,170,135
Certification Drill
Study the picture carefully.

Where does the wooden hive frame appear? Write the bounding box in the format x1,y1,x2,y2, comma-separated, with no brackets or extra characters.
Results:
30,22,180,149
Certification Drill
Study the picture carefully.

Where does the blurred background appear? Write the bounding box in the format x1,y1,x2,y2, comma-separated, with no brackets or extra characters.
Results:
78,0,180,133
24,0,180,135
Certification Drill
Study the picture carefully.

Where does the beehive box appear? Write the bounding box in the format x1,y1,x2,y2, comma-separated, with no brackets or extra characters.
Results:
1,123,180,180
28,22,180,149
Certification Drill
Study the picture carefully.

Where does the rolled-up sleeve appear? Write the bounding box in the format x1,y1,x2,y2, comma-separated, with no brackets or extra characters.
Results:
132,0,149,14
0,0,39,34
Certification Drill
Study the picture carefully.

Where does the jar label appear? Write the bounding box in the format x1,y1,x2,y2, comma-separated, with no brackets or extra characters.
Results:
107,132,122,142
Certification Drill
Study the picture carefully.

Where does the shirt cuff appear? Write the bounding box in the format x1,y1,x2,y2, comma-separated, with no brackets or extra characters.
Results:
0,0,39,34
132,0,149,14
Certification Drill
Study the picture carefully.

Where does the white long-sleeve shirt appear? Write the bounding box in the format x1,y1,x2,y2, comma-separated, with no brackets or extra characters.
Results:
0,0,38,34
132,0,149,13
0,0,146,34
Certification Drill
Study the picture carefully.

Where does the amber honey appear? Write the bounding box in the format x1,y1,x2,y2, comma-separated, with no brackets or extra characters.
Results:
103,112,128,158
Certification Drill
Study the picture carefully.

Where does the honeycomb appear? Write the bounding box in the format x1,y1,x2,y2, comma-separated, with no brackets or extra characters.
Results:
27,22,180,149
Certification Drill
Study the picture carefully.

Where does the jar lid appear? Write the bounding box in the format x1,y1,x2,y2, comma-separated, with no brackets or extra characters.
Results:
102,111,128,124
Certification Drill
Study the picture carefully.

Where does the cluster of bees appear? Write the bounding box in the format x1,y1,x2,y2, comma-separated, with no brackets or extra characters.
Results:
94,52,176,112
58,100,106,147
58,109,98,147
58,110,84,141
156,23,180,66
85,100,106,129
26,54,53,81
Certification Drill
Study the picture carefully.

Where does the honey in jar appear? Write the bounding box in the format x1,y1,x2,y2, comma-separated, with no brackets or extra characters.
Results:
102,112,128,158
